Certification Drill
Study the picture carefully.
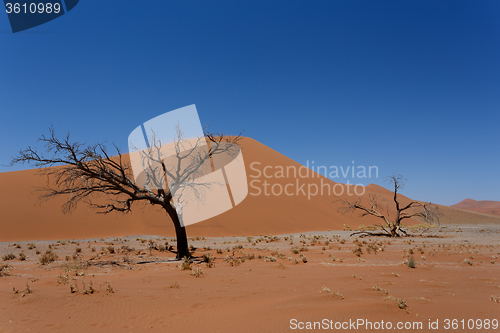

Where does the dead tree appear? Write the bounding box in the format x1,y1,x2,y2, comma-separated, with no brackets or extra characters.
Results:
336,174,441,237
11,127,241,258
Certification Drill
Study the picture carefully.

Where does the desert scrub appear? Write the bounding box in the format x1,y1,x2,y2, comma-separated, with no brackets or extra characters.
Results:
0,264,12,276
300,254,308,263
290,247,300,254
321,287,345,300
13,283,32,297
190,267,204,277
27,243,36,250
463,259,473,266
202,253,215,268
19,252,27,261
80,280,113,295
3,253,16,261
352,247,363,257
40,250,58,265
406,256,416,268
386,295,408,310
178,256,192,270
490,295,500,303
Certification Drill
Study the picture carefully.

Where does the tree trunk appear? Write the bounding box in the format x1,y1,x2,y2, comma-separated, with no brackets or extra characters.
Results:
164,204,189,259
174,223,189,259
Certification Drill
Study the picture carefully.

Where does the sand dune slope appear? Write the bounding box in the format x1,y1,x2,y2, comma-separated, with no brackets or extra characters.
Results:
452,198,500,217
0,138,497,241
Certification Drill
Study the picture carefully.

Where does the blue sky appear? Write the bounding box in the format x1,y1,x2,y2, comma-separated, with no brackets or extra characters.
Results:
1,1,499,205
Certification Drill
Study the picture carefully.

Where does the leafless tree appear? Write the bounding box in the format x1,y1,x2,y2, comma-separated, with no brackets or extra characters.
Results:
11,127,242,258
336,174,441,237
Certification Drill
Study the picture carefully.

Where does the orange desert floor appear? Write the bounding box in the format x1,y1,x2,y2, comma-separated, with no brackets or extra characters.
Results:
1,224,500,333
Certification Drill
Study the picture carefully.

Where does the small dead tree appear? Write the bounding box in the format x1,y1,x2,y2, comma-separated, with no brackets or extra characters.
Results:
11,127,241,258
336,174,441,237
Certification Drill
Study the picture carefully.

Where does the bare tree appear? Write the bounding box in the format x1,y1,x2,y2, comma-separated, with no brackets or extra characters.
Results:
11,127,242,258
336,174,441,237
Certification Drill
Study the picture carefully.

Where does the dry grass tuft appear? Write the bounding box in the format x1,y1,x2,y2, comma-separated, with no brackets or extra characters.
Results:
0,264,12,276
39,250,58,265
190,267,204,277
178,256,192,270
463,258,473,266
3,253,16,261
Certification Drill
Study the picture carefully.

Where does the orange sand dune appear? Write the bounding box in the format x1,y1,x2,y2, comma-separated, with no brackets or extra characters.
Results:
0,138,497,242
451,198,500,217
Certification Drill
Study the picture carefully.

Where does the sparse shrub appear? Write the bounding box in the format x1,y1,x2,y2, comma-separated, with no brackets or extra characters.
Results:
13,283,32,297
57,274,71,286
178,256,192,270
264,256,276,262
35,250,40,255
353,247,363,257
0,264,12,276
278,262,286,269
27,243,36,250
105,283,114,293
397,298,407,309
229,257,242,266
3,253,16,261
463,259,473,266
322,287,344,299
107,246,115,254
170,281,180,289
190,267,204,277
300,254,307,263
203,254,215,268
81,280,97,295
39,250,58,265
123,256,132,263
216,248,223,254
490,295,500,303
406,256,416,268
19,252,27,261
291,247,300,254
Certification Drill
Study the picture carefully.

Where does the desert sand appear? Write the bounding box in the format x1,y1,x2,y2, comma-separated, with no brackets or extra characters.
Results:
1,226,500,332
452,199,500,217
1,138,500,332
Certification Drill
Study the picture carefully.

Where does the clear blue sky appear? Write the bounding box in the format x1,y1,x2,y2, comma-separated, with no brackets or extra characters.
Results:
1,1,499,205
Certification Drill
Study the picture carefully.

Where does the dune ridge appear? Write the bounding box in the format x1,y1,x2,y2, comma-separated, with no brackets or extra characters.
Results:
451,198,500,217
0,137,498,242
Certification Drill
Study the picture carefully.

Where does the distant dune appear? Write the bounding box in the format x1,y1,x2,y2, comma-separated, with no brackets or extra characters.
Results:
0,138,498,242
451,199,500,217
